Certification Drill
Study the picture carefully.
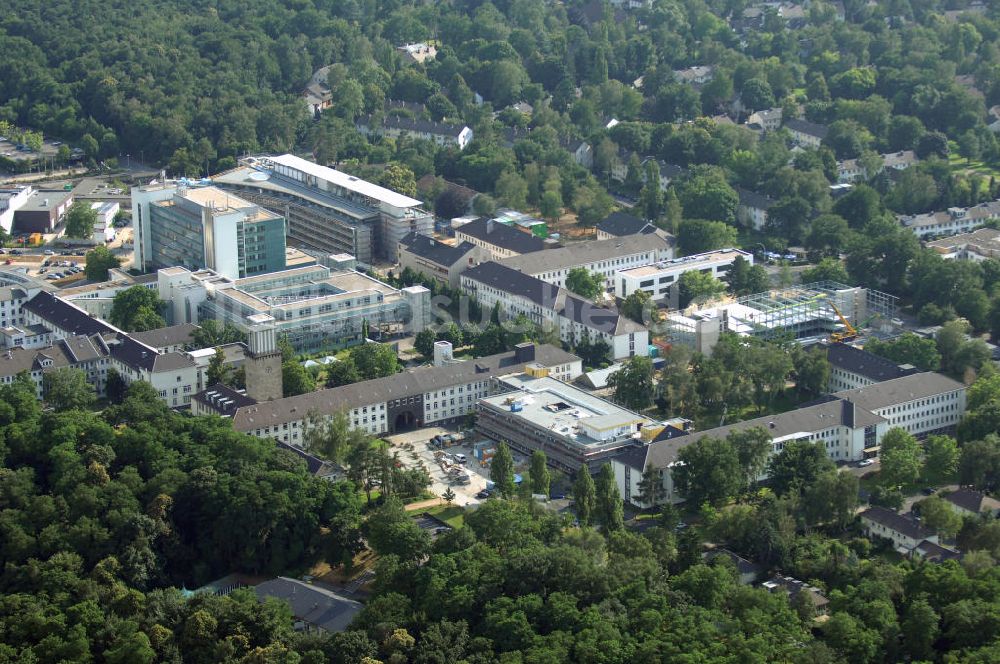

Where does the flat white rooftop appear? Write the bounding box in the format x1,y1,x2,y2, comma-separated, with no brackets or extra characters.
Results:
619,248,750,278
267,154,423,209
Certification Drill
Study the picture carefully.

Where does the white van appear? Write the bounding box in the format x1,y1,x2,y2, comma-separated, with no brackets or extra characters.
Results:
454,453,467,464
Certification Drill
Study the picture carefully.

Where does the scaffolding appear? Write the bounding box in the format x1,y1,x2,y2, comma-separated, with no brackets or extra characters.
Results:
665,281,897,346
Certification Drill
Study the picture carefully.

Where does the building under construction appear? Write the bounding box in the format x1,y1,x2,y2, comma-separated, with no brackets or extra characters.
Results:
664,281,897,354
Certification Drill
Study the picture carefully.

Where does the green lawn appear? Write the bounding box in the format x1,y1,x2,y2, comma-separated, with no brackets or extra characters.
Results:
426,504,466,528
947,141,1000,178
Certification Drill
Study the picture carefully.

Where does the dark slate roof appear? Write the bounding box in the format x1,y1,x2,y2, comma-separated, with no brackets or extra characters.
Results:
784,117,829,140
255,577,361,633
108,336,159,371
637,396,883,472
130,323,199,349
737,188,776,210
193,384,257,417
826,342,920,382
399,233,478,268
233,343,580,431
597,211,653,237
22,291,116,337
456,218,547,254
763,576,829,607
704,548,761,576
463,261,552,305
861,506,931,540
107,335,195,373
277,442,328,475
914,539,962,562
462,262,644,336
943,488,1000,513
359,115,467,138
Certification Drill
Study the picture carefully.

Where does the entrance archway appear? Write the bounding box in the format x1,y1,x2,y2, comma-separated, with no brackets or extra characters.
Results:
393,410,417,433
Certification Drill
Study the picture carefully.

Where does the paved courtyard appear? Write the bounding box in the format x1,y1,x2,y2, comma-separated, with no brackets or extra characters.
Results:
385,426,532,507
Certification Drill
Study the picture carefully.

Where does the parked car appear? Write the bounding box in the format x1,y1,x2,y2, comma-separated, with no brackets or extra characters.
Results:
858,458,876,467
921,487,938,496
43,249,54,255
476,489,491,499
454,454,467,464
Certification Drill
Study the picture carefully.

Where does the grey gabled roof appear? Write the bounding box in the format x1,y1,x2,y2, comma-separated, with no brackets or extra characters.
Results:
456,218,547,254
784,117,829,139
737,188,776,211
463,261,552,305
833,372,965,412
0,335,107,378
462,262,644,336
498,234,673,274
943,488,1000,513
861,506,931,540
826,342,919,383
130,323,199,349
22,291,117,337
399,233,478,268
638,397,884,472
704,548,761,576
255,577,361,633
596,211,656,237
232,343,580,432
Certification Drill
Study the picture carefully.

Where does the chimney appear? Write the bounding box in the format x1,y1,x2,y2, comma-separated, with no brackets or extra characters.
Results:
486,218,494,233
842,399,856,427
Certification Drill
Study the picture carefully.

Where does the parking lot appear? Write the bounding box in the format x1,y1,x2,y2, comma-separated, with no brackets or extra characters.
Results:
385,426,533,507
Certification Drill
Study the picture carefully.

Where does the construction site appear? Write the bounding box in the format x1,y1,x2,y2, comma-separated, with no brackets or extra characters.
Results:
663,281,898,354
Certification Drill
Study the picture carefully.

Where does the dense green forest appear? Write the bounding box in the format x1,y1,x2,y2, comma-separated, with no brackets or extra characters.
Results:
0,376,365,662
7,358,1000,663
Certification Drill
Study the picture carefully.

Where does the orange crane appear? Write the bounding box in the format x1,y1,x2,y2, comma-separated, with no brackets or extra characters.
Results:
828,302,858,343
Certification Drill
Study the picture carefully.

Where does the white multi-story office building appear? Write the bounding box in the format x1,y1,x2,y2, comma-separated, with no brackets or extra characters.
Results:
614,249,752,301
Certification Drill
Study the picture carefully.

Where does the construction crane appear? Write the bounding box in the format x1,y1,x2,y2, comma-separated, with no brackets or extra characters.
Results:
828,301,858,343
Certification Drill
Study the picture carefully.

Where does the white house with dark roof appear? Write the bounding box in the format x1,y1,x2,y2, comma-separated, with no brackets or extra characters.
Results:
746,107,783,132
736,188,777,230
356,115,472,150
784,118,829,148
901,200,1000,239
461,262,649,360
860,506,937,554
19,290,202,408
